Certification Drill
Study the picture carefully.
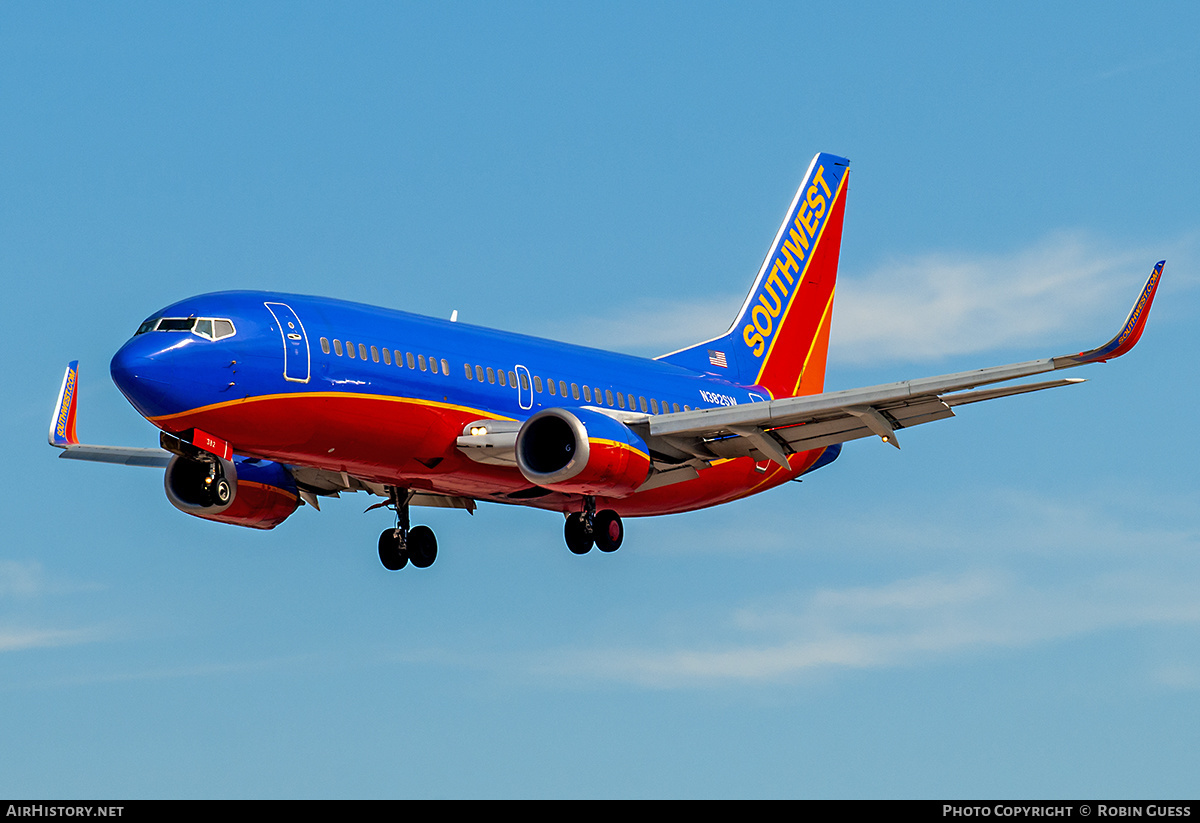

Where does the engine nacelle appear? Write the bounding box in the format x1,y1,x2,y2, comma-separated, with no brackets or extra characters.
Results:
516,407,651,497
164,454,299,530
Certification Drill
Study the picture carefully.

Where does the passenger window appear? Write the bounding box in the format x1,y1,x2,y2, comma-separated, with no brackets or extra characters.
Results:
419,355,427,372
534,376,543,393
548,379,556,396
583,386,591,403
520,372,530,391
441,359,450,375
487,367,495,385
371,345,379,363
605,390,613,406
651,398,659,414
498,370,507,387
639,396,647,413
383,348,391,365
334,339,344,356
347,341,356,359
465,364,473,379
558,380,567,397
476,365,484,382
320,337,331,354
429,355,439,375
508,370,517,387
358,344,367,360
617,393,625,409
571,383,579,400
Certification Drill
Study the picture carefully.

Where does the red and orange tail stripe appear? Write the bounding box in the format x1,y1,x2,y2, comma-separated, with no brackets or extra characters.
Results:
736,153,850,400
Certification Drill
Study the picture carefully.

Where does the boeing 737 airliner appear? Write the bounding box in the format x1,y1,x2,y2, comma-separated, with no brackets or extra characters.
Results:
49,153,1164,571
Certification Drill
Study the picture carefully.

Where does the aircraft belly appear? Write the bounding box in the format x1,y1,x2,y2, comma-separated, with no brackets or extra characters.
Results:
597,448,821,517
152,391,829,516
155,392,536,495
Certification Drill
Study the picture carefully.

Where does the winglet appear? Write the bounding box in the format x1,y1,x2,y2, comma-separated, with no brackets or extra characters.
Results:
1056,261,1165,366
49,360,80,448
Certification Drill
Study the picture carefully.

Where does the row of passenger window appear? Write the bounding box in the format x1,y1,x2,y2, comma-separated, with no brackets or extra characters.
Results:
318,336,689,416
319,337,450,376
466,364,520,388
464,362,689,415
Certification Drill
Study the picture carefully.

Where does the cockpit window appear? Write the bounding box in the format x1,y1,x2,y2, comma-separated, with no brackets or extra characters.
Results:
134,317,237,340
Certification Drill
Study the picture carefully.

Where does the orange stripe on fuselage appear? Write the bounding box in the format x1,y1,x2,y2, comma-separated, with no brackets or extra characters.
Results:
149,391,514,427
589,437,650,463
153,391,824,518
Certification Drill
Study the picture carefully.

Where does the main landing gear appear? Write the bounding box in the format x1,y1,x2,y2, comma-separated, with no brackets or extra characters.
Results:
564,496,624,555
375,487,438,571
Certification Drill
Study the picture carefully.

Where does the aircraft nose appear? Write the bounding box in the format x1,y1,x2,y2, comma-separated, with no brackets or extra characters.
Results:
110,335,188,419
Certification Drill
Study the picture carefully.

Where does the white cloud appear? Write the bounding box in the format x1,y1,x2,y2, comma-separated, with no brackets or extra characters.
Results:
0,561,41,599
536,232,1181,365
532,487,1200,688
543,569,1200,688
829,232,1155,364
0,560,107,652
539,293,739,356
0,626,104,652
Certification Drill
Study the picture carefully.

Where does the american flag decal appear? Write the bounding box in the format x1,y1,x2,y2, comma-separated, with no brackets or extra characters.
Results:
707,349,728,368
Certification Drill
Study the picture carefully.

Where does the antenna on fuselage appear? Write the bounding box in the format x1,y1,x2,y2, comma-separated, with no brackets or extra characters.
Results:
450,310,458,322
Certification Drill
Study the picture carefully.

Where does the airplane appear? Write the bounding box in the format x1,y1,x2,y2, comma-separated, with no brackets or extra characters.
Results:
48,152,1165,571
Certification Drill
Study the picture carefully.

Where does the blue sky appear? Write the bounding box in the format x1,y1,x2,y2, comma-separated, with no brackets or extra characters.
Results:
2,2,1198,798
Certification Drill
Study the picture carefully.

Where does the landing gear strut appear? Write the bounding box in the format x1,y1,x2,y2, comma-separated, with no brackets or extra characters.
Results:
375,487,438,571
563,496,623,555
199,459,232,507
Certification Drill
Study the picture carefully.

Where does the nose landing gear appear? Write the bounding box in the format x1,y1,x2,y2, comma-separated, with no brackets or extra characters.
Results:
205,464,232,507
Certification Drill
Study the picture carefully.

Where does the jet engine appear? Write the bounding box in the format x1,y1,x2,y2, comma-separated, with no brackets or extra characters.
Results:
164,454,300,530
515,407,651,497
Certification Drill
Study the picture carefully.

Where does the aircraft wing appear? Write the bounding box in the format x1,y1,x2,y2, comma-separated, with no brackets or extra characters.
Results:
646,260,1164,467
48,361,173,467
49,361,476,512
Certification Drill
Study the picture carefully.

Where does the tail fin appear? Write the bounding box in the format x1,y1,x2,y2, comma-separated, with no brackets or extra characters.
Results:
658,152,850,399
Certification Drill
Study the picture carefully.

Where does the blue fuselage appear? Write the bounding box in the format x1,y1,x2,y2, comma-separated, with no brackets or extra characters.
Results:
109,290,825,515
